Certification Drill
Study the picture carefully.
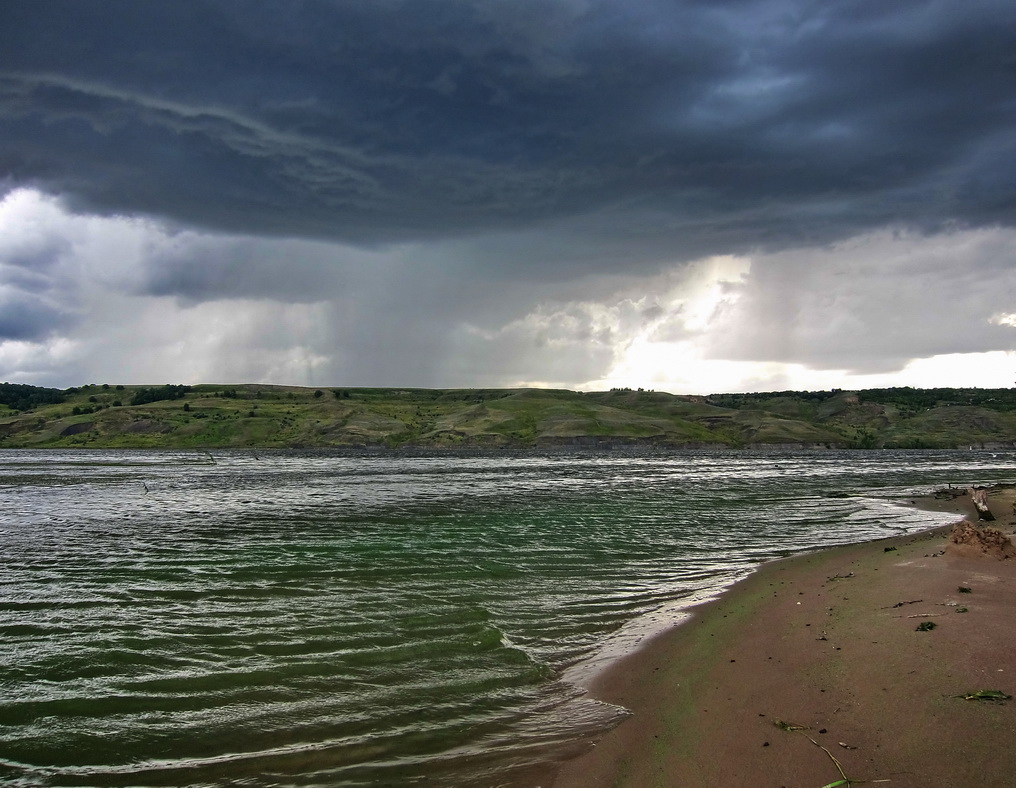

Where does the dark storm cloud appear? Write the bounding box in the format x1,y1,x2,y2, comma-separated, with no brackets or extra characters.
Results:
1,0,1014,265
136,235,365,304
0,288,70,341
0,225,77,340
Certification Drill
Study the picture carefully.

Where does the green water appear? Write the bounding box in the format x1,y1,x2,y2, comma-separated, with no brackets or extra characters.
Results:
1,449,1011,786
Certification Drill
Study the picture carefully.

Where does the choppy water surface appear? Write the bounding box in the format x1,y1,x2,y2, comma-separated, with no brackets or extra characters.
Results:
1,449,1013,786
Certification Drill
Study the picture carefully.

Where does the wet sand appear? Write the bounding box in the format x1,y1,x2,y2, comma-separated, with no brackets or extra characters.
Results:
540,487,1016,787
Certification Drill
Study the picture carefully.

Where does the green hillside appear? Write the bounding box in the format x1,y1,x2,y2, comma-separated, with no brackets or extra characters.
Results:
1,383,1015,449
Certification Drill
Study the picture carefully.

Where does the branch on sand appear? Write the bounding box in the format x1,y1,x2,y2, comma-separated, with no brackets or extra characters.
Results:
774,720,890,787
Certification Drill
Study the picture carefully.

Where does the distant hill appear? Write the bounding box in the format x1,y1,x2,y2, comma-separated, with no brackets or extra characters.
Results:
1,383,1015,450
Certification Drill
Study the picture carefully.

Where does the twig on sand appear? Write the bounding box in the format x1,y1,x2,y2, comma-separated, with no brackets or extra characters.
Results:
774,720,890,787
881,599,922,609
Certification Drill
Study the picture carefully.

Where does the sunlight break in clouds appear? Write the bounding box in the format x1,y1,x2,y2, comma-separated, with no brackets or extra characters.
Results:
538,232,1016,394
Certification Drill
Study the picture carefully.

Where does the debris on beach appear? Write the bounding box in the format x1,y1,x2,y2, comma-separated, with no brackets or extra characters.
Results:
773,719,887,787
887,599,923,608
915,621,937,631
946,521,1016,560
970,486,996,521
934,485,967,500
956,690,1012,703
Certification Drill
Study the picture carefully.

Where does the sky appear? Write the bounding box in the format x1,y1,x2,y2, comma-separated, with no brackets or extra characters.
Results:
1,0,1014,394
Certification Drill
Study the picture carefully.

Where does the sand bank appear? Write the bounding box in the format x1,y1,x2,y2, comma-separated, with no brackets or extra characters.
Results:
541,487,1016,787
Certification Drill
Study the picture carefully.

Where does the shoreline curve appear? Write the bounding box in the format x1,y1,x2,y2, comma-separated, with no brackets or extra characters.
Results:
531,486,1016,787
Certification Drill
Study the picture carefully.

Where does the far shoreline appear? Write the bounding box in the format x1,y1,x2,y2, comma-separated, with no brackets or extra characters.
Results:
5,383,1016,450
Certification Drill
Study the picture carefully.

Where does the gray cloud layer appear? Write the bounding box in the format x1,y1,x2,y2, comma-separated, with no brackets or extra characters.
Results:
704,229,1016,372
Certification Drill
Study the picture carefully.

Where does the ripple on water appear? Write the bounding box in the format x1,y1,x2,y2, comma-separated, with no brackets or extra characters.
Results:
0,448,1011,786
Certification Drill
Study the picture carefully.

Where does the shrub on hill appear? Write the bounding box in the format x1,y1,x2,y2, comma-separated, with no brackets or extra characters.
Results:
705,390,842,409
130,385,191,406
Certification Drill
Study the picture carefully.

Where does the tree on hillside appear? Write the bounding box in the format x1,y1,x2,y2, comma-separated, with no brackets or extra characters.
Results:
130,385,191,406
0,383,66,411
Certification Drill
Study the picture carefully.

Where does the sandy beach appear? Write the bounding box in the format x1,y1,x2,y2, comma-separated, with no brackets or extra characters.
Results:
540,486,1016,787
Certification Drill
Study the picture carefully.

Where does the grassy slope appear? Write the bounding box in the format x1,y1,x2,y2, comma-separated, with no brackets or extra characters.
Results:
1,385,1015,449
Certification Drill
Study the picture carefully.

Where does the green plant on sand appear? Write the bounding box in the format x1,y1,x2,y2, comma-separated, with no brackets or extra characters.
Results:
774,720,890,788
956,690,1012,702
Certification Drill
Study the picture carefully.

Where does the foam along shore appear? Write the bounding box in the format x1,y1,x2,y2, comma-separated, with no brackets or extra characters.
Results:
543,486,1016,787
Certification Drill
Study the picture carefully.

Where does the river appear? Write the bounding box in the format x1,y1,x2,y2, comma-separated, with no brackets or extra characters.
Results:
1,449,1012,786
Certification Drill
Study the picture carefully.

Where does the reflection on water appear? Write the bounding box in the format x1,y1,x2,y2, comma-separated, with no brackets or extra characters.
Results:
1,449,1012,786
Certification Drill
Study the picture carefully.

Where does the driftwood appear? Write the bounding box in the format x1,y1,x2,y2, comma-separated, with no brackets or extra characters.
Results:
969,487,996,521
